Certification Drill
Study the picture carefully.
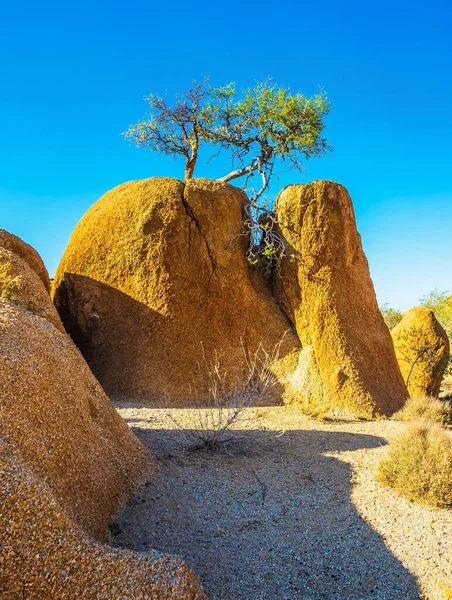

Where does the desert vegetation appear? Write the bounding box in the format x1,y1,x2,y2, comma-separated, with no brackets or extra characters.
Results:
380,302,403,330
377,421,452,508
393,394,452,425
166,341,282,452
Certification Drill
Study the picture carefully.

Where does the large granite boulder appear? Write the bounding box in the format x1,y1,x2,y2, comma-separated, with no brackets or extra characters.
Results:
53,177,298,405
0,231,206,598
274,181,408,418
0,440,207,599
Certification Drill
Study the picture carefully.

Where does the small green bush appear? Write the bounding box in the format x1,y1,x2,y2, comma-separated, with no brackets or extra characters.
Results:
377,422,452,508
393,395,452,425
380,302,403,330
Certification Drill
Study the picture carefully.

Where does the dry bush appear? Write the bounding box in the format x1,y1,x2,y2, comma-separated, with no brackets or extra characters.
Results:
377,422,452,508
393,395,452,425
167,340,283,452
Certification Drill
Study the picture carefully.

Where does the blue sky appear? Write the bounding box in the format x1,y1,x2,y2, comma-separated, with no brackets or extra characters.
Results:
1,0,451,310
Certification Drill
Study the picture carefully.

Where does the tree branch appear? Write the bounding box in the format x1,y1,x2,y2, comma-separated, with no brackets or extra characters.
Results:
217,159,259,183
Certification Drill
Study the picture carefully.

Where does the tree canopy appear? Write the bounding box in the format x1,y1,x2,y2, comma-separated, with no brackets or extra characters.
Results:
123,79,331,201
420,289,452,337
380,303,403,330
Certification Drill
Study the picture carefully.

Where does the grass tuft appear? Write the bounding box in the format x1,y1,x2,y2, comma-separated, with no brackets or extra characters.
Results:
393,394,452,425
377,421,452,508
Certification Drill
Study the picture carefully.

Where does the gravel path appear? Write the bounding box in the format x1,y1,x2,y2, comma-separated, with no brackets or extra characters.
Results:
114,405,452,600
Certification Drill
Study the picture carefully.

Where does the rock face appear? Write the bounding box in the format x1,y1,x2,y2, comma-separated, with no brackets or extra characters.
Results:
0,229,50,292
274,181,408,418
0,231,206,598
0,243,64,332
0,440,207,600
391,306,450,398
53,177,298,404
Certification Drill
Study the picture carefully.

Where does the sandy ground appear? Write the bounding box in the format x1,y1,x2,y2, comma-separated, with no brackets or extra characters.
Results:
114,405,452,600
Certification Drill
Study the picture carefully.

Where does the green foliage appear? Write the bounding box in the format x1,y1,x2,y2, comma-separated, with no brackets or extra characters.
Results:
420,289,452,375
123,78,331,193
380,302,403,330
393,395,452,425
204,79,331,174
420,288,452,336
377,422,452,507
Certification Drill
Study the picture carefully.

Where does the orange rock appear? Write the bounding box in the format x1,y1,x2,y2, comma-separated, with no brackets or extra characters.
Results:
0,440,207,599
274,181,407,418
0,229,50,292
0,232,206,598
0,244,64,332
0,234,152,541
53,177,298,404
392,306,450,398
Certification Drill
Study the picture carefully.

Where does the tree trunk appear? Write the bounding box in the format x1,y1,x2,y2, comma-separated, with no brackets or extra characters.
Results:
184,145,198,180
217,161,258,183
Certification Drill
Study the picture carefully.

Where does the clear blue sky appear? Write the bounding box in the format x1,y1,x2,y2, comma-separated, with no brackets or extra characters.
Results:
1,0,451,310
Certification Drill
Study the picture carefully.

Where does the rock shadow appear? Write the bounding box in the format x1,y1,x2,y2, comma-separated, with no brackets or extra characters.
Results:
114,427,421,600
54,273,290,408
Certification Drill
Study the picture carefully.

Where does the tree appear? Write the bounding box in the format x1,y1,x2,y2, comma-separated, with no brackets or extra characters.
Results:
380,302,403,330
123,80,211,181
202,80,331,202
420,289,452,336
123,78,331,272
123,79,331,199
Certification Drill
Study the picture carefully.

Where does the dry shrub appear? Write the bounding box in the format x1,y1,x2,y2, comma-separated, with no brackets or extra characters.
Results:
377,422,452,508
393,395,452,425
167,340,283,452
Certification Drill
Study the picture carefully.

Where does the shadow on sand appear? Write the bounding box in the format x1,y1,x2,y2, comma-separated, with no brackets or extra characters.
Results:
114,426,422,600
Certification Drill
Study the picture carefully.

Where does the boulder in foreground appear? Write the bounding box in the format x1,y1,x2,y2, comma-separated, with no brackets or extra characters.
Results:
0,231,206,598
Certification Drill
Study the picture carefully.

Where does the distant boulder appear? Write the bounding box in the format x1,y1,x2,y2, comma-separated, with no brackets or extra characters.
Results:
391,306,450,398
53,177,298,405
274,181,408,418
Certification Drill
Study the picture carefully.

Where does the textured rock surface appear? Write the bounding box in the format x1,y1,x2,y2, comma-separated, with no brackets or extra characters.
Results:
0,300,152,541
0,244,64,332
392,306,450,398
53,177,298,405
0,440,207,600
0,232,207,598
0,229,50,292
274,181,407,418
